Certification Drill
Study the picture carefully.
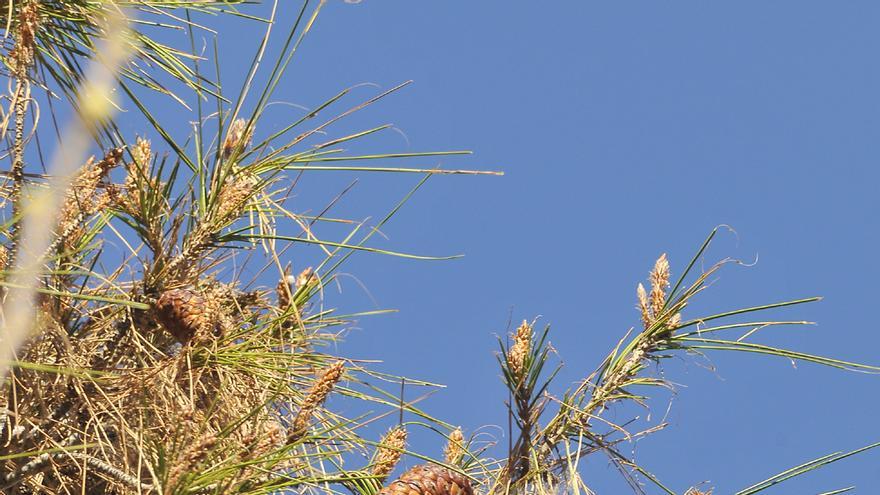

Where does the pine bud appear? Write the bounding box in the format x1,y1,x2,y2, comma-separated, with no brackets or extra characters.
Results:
372,426,408,481
507,320,532,379
443,428,465,466
288,361,345,442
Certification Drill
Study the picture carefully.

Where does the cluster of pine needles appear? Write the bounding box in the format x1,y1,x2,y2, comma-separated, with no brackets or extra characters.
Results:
0,1,875,495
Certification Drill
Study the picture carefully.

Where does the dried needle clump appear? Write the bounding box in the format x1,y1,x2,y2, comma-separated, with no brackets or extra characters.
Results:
245,420,285,460
371,426,408,481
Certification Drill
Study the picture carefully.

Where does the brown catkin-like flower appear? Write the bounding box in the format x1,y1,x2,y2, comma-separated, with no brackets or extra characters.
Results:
288,361,345,441
214,172,257,222
167,171,258,280
276,268,296,309
372,426,408,480
636,283,650,328
222,118,253,159
241,420,286,461
56,148,123,247
296,266,317,291
200,285,227,340
379,463,474,495
167,433,217,489
131,137,152,167
507,320,532,379
10,1,39,74
119,137,157,213
649,253,670,317
443,428,465,466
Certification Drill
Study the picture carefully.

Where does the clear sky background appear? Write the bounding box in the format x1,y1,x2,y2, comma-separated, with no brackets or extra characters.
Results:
117,2,880,493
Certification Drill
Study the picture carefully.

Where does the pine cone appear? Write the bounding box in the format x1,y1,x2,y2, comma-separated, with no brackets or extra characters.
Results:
379,464,473,495
155,288,210,343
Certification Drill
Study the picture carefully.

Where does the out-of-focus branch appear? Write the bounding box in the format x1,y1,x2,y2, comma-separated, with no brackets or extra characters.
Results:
0,10,130,384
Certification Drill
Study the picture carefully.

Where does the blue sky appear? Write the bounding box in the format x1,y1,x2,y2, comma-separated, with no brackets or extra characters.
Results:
121,2,880,493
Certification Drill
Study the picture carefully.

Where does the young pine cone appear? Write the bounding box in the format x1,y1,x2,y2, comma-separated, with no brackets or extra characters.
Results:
155,288,211,343
379,464,473,495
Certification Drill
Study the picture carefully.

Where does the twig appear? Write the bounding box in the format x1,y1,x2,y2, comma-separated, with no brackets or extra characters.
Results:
1,443,155,493
68,451,155,492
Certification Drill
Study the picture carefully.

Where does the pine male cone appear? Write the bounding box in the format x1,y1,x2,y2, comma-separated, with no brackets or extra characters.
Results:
379,464,473,495
155,288,211,343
